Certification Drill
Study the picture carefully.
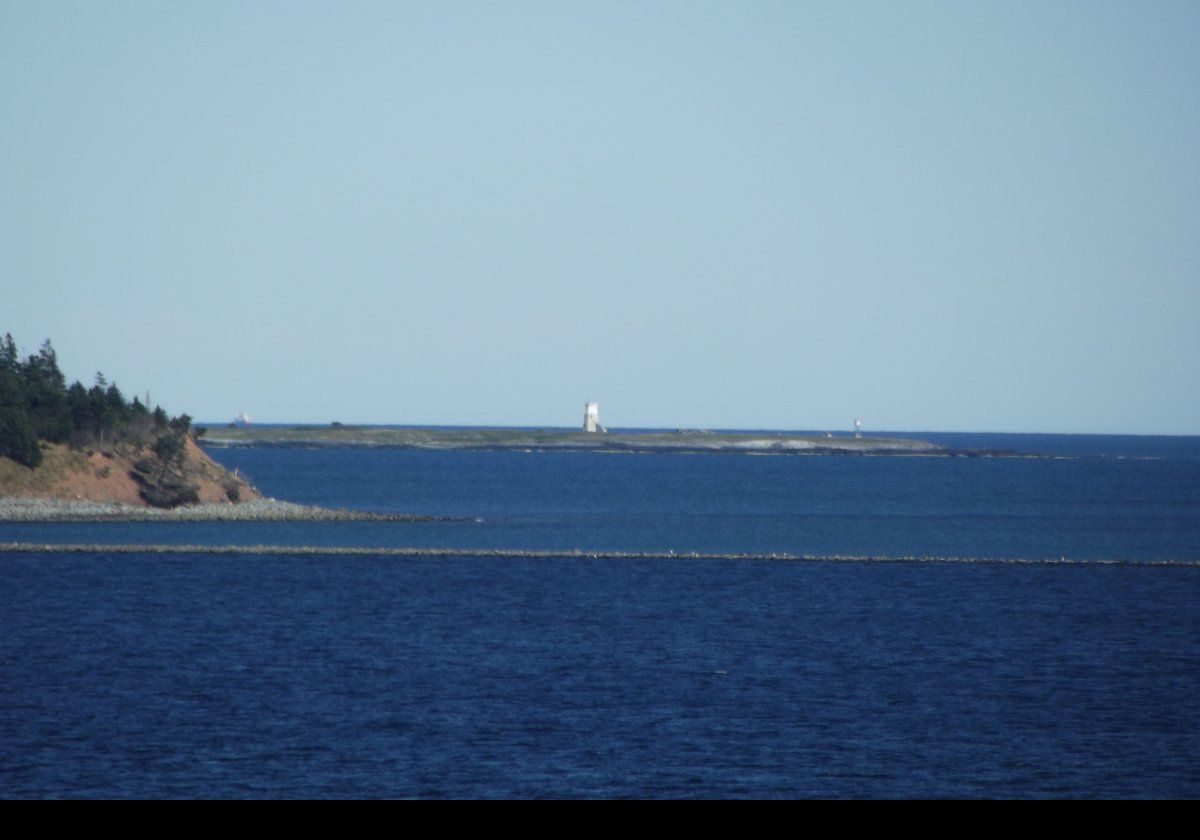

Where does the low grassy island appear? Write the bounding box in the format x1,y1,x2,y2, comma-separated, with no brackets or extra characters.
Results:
200,424,955,455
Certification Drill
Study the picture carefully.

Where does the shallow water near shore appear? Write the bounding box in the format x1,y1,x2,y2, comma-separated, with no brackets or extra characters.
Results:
7,433,1199,561
2,432,1199,797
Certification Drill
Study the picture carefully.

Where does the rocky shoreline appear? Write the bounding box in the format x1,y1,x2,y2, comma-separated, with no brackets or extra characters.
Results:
0,497,435,522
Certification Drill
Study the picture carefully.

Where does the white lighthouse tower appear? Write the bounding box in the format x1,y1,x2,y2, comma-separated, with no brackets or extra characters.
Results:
583,401,603,433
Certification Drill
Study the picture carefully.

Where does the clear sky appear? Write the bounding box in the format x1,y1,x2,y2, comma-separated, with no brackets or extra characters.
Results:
3,1,1197,434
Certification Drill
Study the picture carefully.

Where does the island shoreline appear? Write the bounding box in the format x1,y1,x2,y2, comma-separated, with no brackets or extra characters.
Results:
0,497,442,522
197,426,1034,458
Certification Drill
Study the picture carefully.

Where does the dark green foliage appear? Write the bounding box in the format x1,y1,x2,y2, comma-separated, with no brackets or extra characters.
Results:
0,333,194,461
23,341,70,443
0,333,42,467
130,463,201,508
66,382,89,431
0,402,42,467
132,427,199,508
151,430,186,467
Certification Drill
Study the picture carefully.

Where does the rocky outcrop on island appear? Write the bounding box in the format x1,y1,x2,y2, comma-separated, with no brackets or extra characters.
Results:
0,437,260,509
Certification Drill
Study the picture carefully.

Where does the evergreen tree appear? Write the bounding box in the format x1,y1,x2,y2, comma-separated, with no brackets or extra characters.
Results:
22,340,70,442
0,334,18,378
0,333,40,466
0,402,41,467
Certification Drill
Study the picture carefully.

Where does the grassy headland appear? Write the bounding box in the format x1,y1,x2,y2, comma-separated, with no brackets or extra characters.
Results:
0,334,259,508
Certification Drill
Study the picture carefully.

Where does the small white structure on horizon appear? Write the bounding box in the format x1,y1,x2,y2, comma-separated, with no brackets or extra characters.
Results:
234,410,253,426
583,401,605,433
854,417,862,439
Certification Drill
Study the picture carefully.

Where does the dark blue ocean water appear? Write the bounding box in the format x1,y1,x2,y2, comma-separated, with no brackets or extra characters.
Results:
2,434,1198,797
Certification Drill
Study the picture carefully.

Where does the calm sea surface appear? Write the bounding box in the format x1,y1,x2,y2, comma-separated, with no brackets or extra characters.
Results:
2,433,1198,797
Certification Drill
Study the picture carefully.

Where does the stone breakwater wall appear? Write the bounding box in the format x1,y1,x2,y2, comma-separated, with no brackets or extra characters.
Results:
0,498,433,522
0,541,1192,566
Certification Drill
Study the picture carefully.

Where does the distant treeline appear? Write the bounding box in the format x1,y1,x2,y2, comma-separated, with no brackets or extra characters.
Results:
0,334,191,468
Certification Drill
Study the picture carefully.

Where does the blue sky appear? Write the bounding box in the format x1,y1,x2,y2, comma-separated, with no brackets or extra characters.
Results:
3,2,1197,433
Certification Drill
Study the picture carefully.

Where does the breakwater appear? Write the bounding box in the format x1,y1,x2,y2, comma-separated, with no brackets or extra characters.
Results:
1,542,1194,566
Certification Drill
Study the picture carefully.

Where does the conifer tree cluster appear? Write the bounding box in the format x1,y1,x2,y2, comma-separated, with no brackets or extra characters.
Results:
0,334,191,469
